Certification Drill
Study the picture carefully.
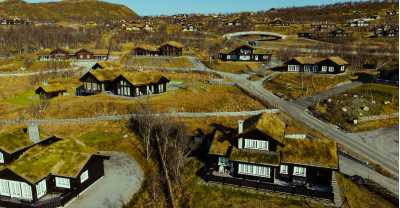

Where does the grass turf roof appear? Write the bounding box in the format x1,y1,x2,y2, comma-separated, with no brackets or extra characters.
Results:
281,139,338,169
229,147,280,166
0,127,49,154
35,82,67,94
121,71,169,86
89,70,120,82
243,113,286,144
8,139,96,183
208,130,231,156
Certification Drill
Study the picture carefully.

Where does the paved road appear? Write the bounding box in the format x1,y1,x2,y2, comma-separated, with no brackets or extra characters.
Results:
295,81,363,108
0,109,279,125
67,152,144,208
0,67,81,77
212,70,398,178
339,154,398,195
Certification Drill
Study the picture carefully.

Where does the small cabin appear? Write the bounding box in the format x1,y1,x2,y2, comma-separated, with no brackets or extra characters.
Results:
50,48,70,60
218,44,272,62
159,41,184,56
132,45,159,56
269,18,289,27
285,56,348,74
35,83,67,99
74,49,94,60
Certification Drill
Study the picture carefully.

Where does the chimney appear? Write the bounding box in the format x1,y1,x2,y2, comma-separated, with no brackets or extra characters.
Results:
28,122,40,144
238,120,244,149
238,120,244,134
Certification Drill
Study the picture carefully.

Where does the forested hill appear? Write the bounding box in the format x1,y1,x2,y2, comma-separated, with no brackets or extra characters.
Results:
0,0,137,22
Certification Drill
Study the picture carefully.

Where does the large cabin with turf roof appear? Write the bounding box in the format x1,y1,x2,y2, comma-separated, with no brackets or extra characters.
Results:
132,44,160,56
218,44,272,62
77,70,120,96
285,56,349,74
206,113,338,200
0,138,108,207
113,72,169,97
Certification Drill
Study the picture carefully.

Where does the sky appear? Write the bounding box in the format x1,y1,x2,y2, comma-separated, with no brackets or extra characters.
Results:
26,0,359,16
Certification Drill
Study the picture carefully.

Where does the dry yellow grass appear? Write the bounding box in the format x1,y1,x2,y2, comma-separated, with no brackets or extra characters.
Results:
265,73,351,99
204,60,263,74
122,56,194,68
336,173,396,208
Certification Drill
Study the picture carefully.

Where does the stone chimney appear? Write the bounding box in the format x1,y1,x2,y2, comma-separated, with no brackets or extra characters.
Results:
238,120,244,149
28,122,40,144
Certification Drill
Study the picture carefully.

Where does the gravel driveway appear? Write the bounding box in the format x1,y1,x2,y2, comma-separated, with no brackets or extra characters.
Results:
66,152,144,208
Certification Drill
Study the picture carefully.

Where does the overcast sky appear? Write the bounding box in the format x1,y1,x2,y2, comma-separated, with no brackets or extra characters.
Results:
26,0,362,16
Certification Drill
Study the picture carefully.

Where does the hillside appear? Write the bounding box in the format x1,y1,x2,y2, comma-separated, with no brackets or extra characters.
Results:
0,0,137,22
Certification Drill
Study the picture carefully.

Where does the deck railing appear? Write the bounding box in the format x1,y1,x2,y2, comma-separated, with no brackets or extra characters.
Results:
205,173,334,200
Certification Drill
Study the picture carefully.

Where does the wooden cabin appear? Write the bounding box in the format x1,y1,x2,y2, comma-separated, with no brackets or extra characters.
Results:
77,70,119,96
284,56,349,74
74,49,94,60
49,48,70,60
159,41,184,56
35,83,67,99
132,44,159,56
113,73,170,97
218,45,272,62
206,113,338,199
377,69,399,85
328,28,350,38
0,139,108,207
268,18,290,27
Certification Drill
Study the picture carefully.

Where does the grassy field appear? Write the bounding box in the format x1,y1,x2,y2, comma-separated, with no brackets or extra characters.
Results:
311,83,399,131
336,173,396,208
121,56,194,68
203,60,264,74
0,71,264,119
264,73,352,99
0,56,70,72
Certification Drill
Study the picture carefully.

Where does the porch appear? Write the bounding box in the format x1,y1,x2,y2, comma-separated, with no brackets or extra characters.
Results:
205,171,333,200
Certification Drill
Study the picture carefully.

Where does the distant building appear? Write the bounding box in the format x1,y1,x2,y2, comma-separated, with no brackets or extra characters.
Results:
284,56,349,74
131,41,184,57
373,25,399,38
377,69,399,85
268,18,290,27
218,44,272,62
38,48,108,61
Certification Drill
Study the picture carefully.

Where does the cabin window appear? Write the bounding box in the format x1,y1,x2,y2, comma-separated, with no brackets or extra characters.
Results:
288,65,299,72
321,66,327,72
36,179,47,199
244,139,268,151
55,177,70,189
21,182,32,200
293,166,306,177
280,165,288,174
0,179,10,197
80,170,89,183
218,157,229,166
328,66,334,72
0,152,4,163
238,163,270,178
226,55,231,60
313,66,318,72
340,66,345,71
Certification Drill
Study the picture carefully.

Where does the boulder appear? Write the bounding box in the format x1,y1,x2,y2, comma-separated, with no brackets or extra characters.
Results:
362,106,370,112
384,101,391,105
342,107,348,112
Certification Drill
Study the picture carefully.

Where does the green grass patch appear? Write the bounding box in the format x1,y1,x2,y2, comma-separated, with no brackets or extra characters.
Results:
6,90,38,106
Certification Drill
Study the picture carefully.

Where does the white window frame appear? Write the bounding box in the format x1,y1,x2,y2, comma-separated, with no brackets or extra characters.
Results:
36,179,47,199
55,177,70,189
0,152,4,163
21,182,32,200
340,65,345,71
280,165,289,174
244,139,269,151
80,170,89,183
328,66,334,72
293,166,306,177
321,66,327,72
9,181,21,198
0,179,10,197
238,163,271,178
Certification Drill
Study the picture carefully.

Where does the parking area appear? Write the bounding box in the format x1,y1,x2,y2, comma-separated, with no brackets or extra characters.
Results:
67,152,144,208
